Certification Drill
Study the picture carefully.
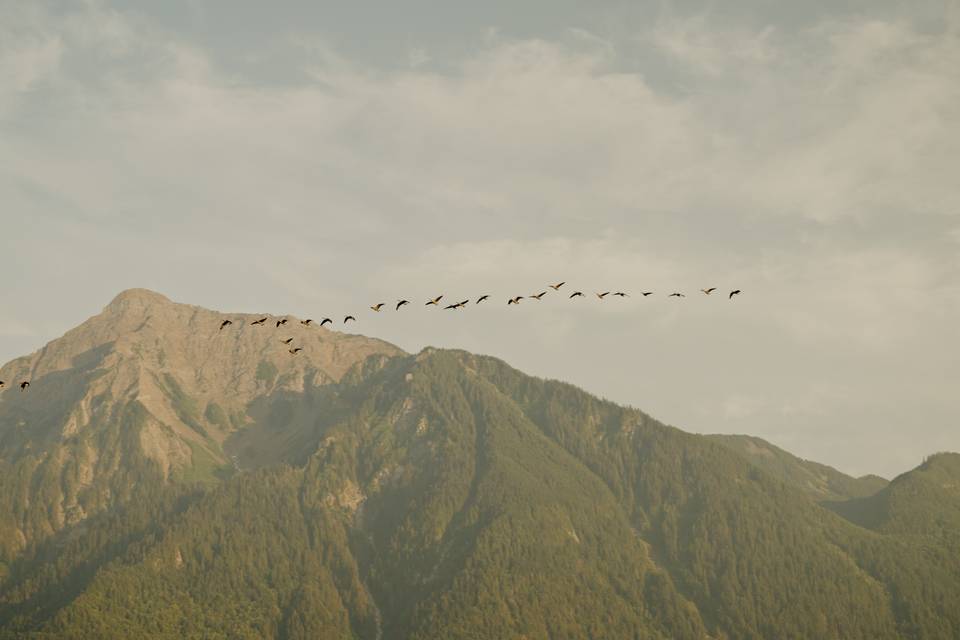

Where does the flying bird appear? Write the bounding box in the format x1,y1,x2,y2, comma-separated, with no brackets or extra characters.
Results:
289,348,303,355
396,300,409,310
371,303,385,312
319,318,333,327
701,287,717,295
550,282,565,290
300,319,313,325
507,296,524,305
530,292,547,300
458,299,469,307
251,317,268,326
444,303,459,310
344,316,356,323
641,292,653,297
729,289,742,299
569,291,584,298
426,295,444,306
596,292,611,299
613,292,628,297
20,381,29,391
276,318,288,328
476,295,490,304
281,338,294,345
668,292,685,298
219,319,233,331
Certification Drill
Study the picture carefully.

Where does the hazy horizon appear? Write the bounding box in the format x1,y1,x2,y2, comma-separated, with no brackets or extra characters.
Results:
3,0,959,478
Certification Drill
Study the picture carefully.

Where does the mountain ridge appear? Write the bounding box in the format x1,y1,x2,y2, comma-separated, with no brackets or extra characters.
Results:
1,289,958,639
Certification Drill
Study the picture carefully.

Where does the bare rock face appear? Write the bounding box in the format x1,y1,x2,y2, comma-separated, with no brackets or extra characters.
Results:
0,289,403,557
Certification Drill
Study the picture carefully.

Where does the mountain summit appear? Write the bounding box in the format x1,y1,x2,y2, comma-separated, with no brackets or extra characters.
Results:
0,289,399,555
1,291,958,639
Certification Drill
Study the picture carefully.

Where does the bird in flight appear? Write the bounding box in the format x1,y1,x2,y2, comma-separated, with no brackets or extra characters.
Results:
701,287,717,295
426,295,444,306
281,338,294,345
458,299,469,307
370,303,385,312
613,292,628,297
251,317,268,326
569,291,584,298
344,316,356,323
219,319,233,331
300,319,313,326
641,292,653,297
507,296,524,305
396,300,409,310
729,289,741,299
319,318,333,327
530,291,547,300
476,295,490,304
550,282,565,290
444,303,459,310
668,292,685,298
276,319,288,328
289,348,303,355
20,381,29,391
596,292,611,299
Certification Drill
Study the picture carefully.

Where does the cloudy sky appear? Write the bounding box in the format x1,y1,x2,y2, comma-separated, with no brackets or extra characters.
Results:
2,0,958,478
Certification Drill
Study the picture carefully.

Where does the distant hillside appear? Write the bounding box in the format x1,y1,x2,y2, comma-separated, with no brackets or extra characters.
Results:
1,290,958,639
707,434,888,501
825,452,960,544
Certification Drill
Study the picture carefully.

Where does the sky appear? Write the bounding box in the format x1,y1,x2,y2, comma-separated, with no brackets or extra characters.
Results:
2,0,958,478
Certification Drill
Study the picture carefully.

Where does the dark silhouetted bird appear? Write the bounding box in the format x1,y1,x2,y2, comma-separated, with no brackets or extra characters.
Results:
344,316,356,323
613,292,628,297
251,317,268,326
669,292,685,298
729,289,741,299
569,291,584,298
289,348,303,355
20,381,29,391
701,287,717,295
219,319,233,331
531,291,547,300
319,318,333,327
426,295,444,306
396,300,409,310
276,318,288,328
281,338,294,345
550,282,565,290
458,299,469,307
596,292,611,299
641,292,653,297
508,296,524,305
301,319,313,325
371,303,385,312
444,303,459,310
476,295,490,304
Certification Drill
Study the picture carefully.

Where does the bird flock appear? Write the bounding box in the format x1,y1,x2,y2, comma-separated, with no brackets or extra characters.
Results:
0,284,741,393
213,283,743,360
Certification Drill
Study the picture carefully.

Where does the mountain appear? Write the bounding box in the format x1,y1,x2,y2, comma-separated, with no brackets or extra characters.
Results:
0,289,399,561
825,452,960,544
706,434,888,501
1,290,959,639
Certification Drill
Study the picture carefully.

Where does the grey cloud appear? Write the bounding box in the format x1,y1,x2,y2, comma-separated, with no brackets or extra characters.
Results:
1,0,957,477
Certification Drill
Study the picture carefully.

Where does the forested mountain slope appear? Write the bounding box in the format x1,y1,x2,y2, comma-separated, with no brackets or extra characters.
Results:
706,434,888,501
1,291,957,639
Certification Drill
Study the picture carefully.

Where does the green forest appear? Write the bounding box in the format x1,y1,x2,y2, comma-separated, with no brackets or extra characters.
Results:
2,345,959,639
